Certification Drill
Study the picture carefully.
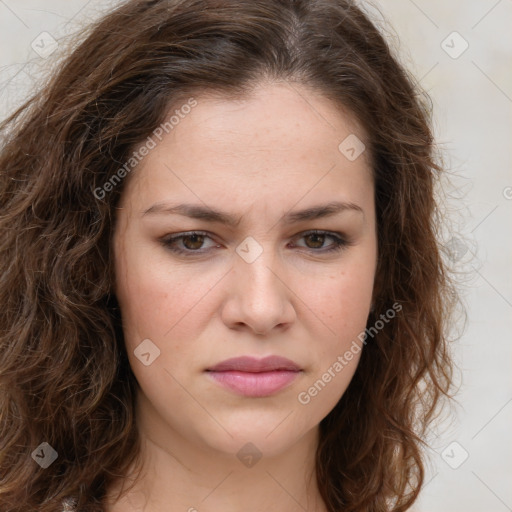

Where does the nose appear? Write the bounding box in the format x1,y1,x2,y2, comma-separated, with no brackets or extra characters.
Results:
221,246,296,336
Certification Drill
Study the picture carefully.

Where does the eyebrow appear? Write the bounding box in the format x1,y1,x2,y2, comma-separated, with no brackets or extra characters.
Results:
142,201,364,227
141,200,363,226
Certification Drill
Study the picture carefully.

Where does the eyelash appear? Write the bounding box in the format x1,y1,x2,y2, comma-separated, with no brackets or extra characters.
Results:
160,230,350,256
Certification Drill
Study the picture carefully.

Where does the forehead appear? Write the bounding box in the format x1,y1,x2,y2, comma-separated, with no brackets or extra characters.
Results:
120,82,372,213
164,82,366,157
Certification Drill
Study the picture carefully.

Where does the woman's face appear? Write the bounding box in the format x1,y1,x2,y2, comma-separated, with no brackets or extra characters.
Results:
113,82,377,461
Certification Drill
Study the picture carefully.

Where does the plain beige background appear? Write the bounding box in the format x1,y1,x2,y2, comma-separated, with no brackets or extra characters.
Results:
1,1,511,511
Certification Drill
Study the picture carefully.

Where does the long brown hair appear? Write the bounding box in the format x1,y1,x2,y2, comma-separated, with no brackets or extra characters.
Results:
0,1,456,510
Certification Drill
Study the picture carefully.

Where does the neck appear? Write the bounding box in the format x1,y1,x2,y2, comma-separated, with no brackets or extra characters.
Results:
103,391,328,512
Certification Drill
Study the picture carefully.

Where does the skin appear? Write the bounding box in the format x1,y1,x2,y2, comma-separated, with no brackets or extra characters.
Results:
107,81,377,512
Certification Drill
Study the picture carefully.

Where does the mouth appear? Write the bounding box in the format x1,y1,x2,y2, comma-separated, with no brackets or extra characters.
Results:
205,355,302,397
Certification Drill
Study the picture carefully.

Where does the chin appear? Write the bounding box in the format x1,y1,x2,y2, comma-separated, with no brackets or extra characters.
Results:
202,415,315,459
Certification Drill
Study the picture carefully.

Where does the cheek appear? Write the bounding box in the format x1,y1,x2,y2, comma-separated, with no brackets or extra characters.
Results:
311,258,374,336
118,272,186,343
114,241,178,342
115,245,221,359
302,253,374,385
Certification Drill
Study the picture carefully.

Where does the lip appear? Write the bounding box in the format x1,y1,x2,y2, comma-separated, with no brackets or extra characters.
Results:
205,356,302,397
207,355,301,373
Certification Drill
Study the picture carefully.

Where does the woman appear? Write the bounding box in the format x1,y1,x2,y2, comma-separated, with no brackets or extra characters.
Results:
0,0,456,511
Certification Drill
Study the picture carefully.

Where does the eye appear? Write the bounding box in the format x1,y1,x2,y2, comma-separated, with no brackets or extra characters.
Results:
160,230,350,255
160,231,217,254
291,230,349,253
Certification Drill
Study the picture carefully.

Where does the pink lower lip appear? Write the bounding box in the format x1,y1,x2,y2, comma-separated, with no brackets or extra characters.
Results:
207,370,301,397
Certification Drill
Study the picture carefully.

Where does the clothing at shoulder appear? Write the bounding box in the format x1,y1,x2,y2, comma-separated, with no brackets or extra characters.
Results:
62,497,78,511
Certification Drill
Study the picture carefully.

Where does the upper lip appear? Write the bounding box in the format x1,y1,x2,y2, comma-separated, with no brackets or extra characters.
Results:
206,356,301,373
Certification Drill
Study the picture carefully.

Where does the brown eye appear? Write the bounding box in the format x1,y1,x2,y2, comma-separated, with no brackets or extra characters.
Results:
161,230,349,256
293,230,349,253
303,232,326,249
161,231,217,254
181,234,205,250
